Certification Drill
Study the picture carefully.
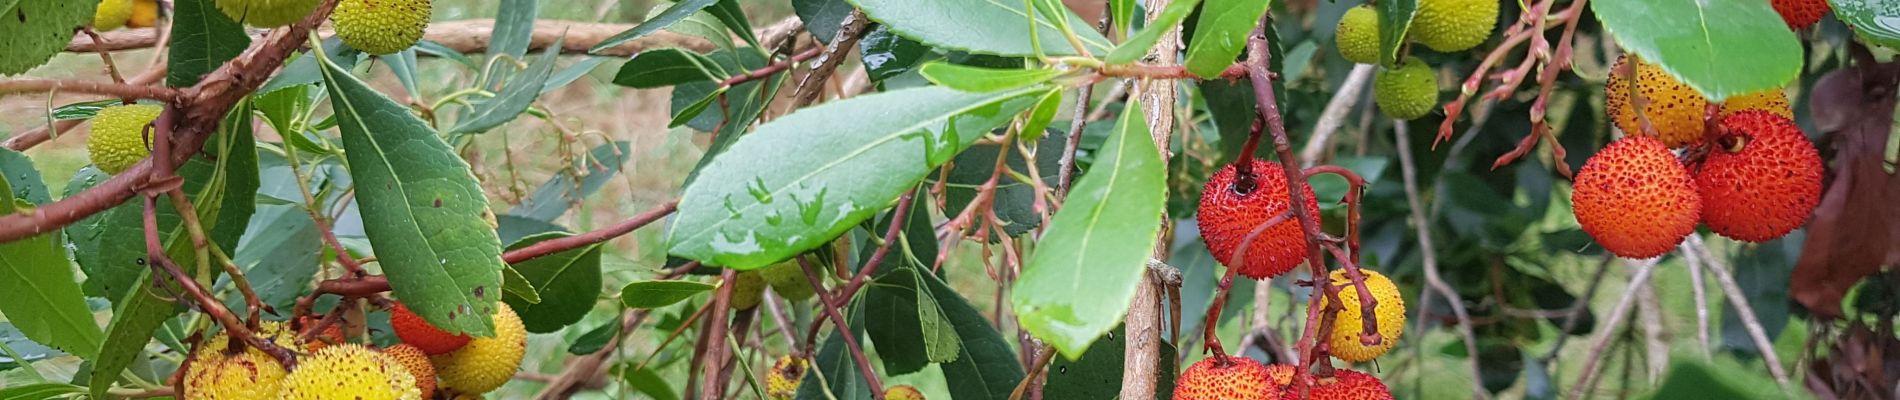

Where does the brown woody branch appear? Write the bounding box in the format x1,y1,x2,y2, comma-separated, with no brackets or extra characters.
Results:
0,79,185,103
68,19,718,57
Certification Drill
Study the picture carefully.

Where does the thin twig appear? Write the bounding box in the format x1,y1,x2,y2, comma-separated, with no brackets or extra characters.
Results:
502,199,679,263
1297,64,1375,167
1677,239,1714,357
1686,235,1793,391
1567,258,1660,400
798,256,883,399
1393,122,1489,399
0,79,185,102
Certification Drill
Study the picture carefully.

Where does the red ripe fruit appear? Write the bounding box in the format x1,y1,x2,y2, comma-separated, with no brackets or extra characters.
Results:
1696,110,1823,242
389,302,471,355
1197,159,1321,279
1770,0,1829,30
1571,136,1701,258
1174,356,1273,399
1271,367,1394,400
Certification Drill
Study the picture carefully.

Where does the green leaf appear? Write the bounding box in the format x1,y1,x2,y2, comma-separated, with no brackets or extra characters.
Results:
543,57,611,95
591,0,719,53
849,0,1112,56
1183,0,1272,78
1020,90,1062,142
227,200,320,314
0,383,83,400
0,148,49,205
613,48,724,89
922,264,1026,400
794,0,854,43
795,302,873,400
624,365,682,400
1105,0,1201,65
707,0,758,48
88,283,178,399
667,86,1048,269
502,232,603,333
1377,0,1418,67
621,280,715,309
260,38,361,94
1830,0,1900,50
1108,0,1135,39
168,0,250,86
50,99,121,121
0,0,93,75
919,63,1062,93
860,25,931,82
864,265,961,374
0,177,102,360
321,53,504,336
1013,99,1166,359
506,141,632,221
566,316,621,354
380,50,423,100
1592,0,1802,101
489,0,538,60
682,51,788,186
450,38,562,134
500,264,540,304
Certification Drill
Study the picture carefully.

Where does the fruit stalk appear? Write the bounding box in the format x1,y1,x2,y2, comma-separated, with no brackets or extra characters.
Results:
143,195,297,368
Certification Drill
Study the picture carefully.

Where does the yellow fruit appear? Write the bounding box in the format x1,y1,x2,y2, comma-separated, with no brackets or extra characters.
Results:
1719,89,1793,120
1604,55,1708,148
128,0,159,28
94,0,135,31
885,385,926,400
1317,269,1406,362
331,0,432,55
1411,0,1498,52
87,104,161,175
431,303,526,395
184,323,299,400
214,0,319,27
761,261,817,301
383,344,438,398
1373,57,1438,119
767,355,807,399
280,344,423,400
730,271,766,310
1335,6,1381,64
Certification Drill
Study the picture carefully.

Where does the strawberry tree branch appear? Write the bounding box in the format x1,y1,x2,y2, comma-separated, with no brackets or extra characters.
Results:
798,255,884,398
1393,121,1490,398
1684,235,1793,391
502,199,680,263
700,269,739,400
791,9,872,107
1121,1,1185,396
0,79,185,103
1567,257,1660,400
143,195,296,367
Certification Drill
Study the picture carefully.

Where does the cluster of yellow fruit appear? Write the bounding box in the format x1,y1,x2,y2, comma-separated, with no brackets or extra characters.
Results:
765,354,925,400
90,0,159,31
180,303,526,399
1334,0,1501,119
1572,55,1822,258
105,0,432,54
1172,270,1405,399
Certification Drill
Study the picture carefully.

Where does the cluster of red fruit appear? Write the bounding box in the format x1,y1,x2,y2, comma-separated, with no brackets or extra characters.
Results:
1175,357,1393,400
1573,55,1824,258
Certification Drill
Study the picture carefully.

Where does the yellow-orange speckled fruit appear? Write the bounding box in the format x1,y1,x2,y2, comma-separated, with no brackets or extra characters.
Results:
884,385,926,400
1174,356,1274,399
280,344,422,400
730,271,766,310
184,323,300,400
1335,6,1381,64
1571,136,1700,258
1605,55,1708,148
766,355,807,399
1198,159,1322,279
1718,89,1793,120
331,0,431,55
1273,368,1394,400
87,104,162,175
383,344,438,398
1696,111,1822,242
430,303,526,395
1318,269,1405,362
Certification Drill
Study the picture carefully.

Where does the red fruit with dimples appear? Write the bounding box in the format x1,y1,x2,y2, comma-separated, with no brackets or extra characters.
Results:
1695,110,1823,243
1197,159,1321,279
389,302,471,355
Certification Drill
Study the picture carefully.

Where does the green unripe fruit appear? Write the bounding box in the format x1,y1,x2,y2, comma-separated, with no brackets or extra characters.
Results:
87,104,162,175
1335,6,1381,64
332,0,432,55
1412,0,1499,52
760,261,817,301
730,271,765,310
1373,57,1438,120
94,0,136,31
214,0,320,27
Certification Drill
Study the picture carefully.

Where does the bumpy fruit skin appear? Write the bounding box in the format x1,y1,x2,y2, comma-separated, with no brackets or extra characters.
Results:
383,344,438,398
1771,0,1830,30
1174,356,1274,399
1374,57,1438,120
1696,111,1822,242
332,0,432,55
1335,6,1381,64
730,271,766,309
296,315,346,351
1274,368,1394,400
280,344,423,400
94,0,135,30
214,0,319,27
1411,0,1498,52
184,322,299,399
390,301,472,355
431,303,526,395
1319,269,1405,362
87,104,162,175
761,261,817,301
1571,136,1700,258
1719,89,1793,120
1198,159,1321,279
1605,55,1708,148
884,385,926,400
767,355,807,399
128,0,159,28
